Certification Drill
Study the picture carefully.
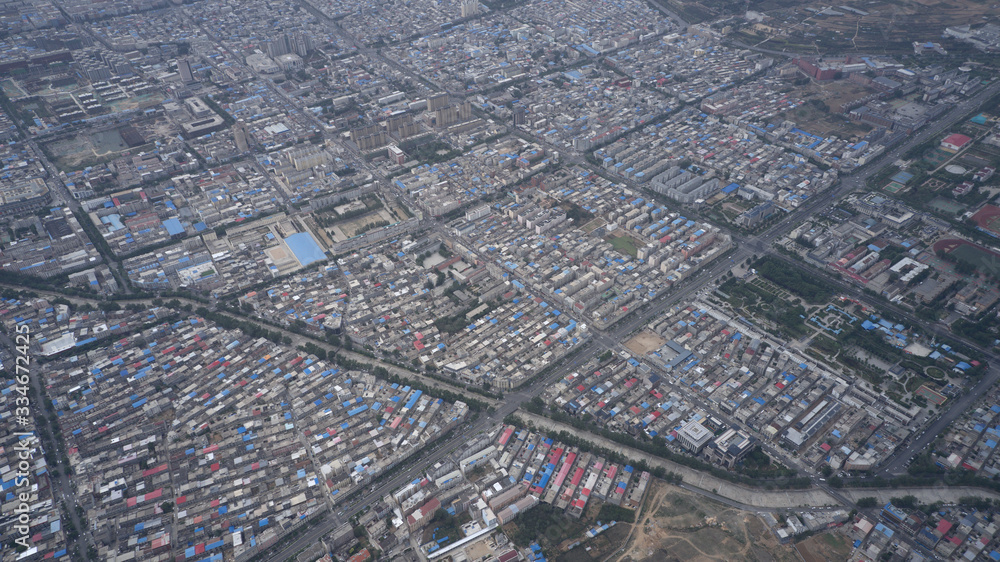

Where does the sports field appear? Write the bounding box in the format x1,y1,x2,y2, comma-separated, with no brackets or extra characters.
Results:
971,204,1000,236
934,238,1000,277
928,196,965,216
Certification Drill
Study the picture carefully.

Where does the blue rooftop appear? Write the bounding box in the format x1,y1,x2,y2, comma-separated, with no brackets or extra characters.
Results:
284,232,326,266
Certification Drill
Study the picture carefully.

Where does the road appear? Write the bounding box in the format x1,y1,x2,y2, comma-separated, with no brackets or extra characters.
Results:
263,345,597,561
12,2,998,559
763,251,1000,477
1,328,96,559
259,75,1000,562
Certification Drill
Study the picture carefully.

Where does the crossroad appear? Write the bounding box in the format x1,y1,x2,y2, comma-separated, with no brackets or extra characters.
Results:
261,61,1000,562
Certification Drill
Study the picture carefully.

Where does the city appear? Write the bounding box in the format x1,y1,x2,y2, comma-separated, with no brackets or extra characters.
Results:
3,0,1000,561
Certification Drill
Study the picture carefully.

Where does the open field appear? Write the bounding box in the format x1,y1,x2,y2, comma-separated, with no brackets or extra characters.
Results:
928,196,966,216
935,238,1000,276
779,82,873,138
554,521,632,562
795,531,854,562
615,480,798,562
385,199,412,222
0,79,26,98
106,92,165,113
40,131,138,172
728,0,1000,55
329,209,397,240
608,235,639,257
91,129,128,155
926,366,947,380
625,331,667,356
971,204,1000,236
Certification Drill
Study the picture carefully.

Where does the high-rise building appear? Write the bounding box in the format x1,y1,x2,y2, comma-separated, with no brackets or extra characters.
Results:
292,32,312,57
178,58,195,84
427,92,450,112
460,0,479,17
513,105,526,126
434,101,472,128
267,32,313,58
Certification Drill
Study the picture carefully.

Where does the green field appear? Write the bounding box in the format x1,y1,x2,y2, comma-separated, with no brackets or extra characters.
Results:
608,236,638,258
905,375,930,393
926,366,946,380
928,196,966,216
0,79,26,98
952,244,1000,277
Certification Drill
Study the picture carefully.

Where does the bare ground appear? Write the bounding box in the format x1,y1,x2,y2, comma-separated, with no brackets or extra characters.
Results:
625,331,667,356
613,481,799,562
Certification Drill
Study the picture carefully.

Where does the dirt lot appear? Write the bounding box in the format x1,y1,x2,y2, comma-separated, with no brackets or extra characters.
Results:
329,209,397,240
795,531,854,562
554,520,632,562
625,331,667,356
41,133,121,172
777,81,874,138
614,481,798,562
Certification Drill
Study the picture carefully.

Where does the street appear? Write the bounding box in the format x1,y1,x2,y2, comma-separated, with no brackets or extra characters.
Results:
260,75,1000,561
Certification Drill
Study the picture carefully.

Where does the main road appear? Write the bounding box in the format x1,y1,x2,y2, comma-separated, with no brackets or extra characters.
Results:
763,250,1000,477
261,69,1000,562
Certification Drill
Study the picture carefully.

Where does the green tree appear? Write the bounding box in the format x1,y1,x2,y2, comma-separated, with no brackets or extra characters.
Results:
856,497,878,508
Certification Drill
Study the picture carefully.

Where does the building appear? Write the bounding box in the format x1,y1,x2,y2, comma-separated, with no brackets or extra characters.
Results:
881,503,906,525
735,200,776,228
387,145,406,165
676,419,713,453
434,101,472,129
266,32,313,58
496,496,538,524
941,133,972,153
974,166,995,182
1,178,51,217
649,166,719,203
793,58,839,81
185,97,212,118
406,497,442,531
427,92,450,112
853,193,915,228
514,106,526,126
286,145,330,170
246,52,280,74
913,41,947,56
276,53,304,72
487,482,529,512
178,58,195,84
460,0,480,17
707,428,755,469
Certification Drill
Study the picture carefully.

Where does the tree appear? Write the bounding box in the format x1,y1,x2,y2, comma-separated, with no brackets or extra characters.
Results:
161,502,174,513
889,495,918,509
856,497,878,508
